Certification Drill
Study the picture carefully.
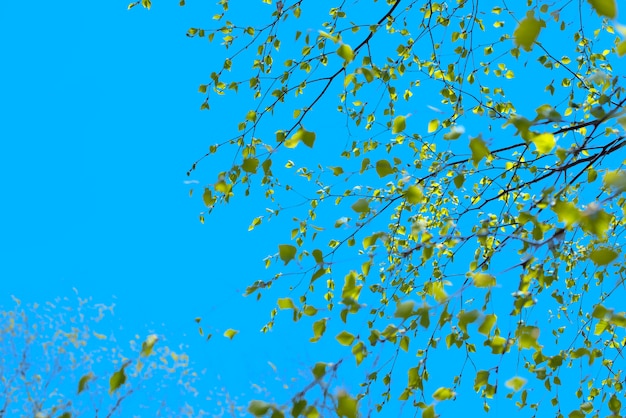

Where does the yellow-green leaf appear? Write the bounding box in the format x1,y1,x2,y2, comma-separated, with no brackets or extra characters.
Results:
278,244,297,265
278,297,296,310
245,110,257,122
242,158,259,174
336,330,355,346
587,0,617,19
351,198,370,213
77,372,95,394
469,136,490,167
505,376,527,391
337,44,355,63
513,11,545,51
248,400,271,416
589,247,619,265
392,115,406,134
404,186,423,204
223,328,239,339
478,314,497,336
109,362,129,394
375,159,394,177
473,273,496,288
394,300,415,320
531,133,556,154
432,387,455,401
336,391,358,418
427,119,439,133
140,334,158,357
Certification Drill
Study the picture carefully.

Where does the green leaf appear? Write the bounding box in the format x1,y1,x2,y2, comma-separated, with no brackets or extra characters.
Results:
443,125,464,140
278,244,297,265
478,314,497,336
202,188,213,207
505,376,527,391
248,400,271,416
140,334,158,357
469,136,490,167
245,110,257,122
329,166,344,176
312,362,327,379
458,310,480,333
427,119,439,133
242,158,260,173
278,297,296,310
337,44,355,63
77,372,95,394
422,405,436,418
351,198,370,213
223,328,239,339
453,174,465,188
603,170,626,192
580,205,613,238
618,40,626,57
392,115,406,134
310,318,327,342
141,0,151,9
404,186,423,204
432,387,455,400
587,0,617,19
109,362,129,394
517,326,541,349
513,11,545,51
531,133,556,154
336,391,358,418
609,393,622,413
286,127,316,148
394,300,415,320
551,200,581,227
473,273,496,288
589,247,619,265
375,159,394,177
473,370,490,392
336,330,355,346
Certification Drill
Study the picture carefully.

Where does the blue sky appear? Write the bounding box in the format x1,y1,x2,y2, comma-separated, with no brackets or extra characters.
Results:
1,1,625,417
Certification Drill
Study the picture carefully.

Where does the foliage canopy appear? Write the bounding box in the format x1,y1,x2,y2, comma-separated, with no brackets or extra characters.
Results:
133,0,626,416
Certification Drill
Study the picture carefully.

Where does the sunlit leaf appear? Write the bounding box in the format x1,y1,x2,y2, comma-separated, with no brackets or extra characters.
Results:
336,391,358,418
531,133,556,154
248,400,271,416
473,273,496,288
242,158,259,173
469,136,490,167
404,186,423,204
223,328,239,339
587,0,617,19
77,372,95,394
394,300,415,320
392,115,406,134
589,247,619,265
109,362,129,394
351,198,370,213
427,119,439,133
505,376,527,391
375,159,394,177
432,387,455,400
140,334,158,357
337,44,355,64
514,11,545,51
278,244,297,265
336,330,355,346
